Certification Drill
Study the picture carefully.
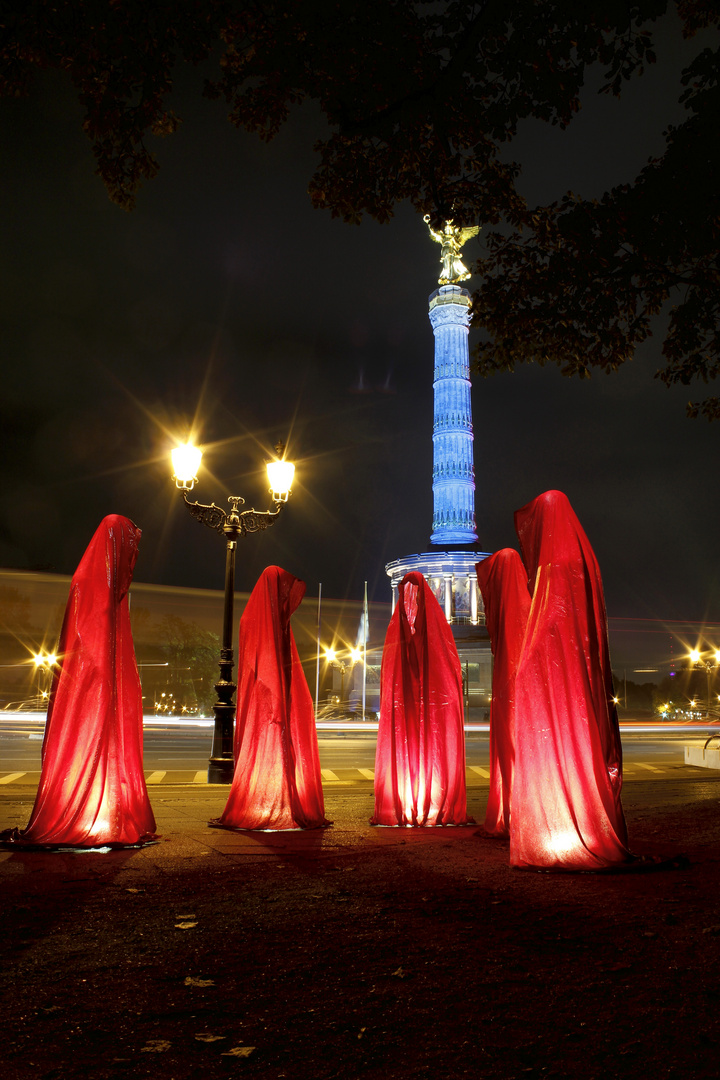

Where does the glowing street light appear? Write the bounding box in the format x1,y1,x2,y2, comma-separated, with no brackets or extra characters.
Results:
32,649,58,706
687,646,720,718
323,646,363,717
266,457,296,503
33,650,57,669
171,443,204,491
171,439,295,783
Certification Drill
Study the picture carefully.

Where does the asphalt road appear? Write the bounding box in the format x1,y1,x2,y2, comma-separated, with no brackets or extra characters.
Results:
0,715,713,782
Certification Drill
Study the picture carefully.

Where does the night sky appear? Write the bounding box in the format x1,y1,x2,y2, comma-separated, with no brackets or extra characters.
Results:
1,14,718,666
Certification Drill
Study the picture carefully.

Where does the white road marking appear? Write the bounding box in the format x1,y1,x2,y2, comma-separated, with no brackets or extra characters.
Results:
321,769,340,781
358,768,375,780
634,762,662,772
193,771,206,784
469,766,490,778
146,771,167,784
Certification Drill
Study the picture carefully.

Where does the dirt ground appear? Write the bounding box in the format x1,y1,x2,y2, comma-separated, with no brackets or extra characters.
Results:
2,779,720,1080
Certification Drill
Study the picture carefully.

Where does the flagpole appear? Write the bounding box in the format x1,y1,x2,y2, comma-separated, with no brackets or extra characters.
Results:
362,580,368,722
315,583,322,722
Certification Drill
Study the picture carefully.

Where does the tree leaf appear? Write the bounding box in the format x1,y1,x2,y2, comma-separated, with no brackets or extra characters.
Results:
141,1040,171,1053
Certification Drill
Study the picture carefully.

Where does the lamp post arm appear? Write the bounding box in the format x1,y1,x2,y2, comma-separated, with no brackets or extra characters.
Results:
181,491,283,538
234,506,282,534
181,492,228,534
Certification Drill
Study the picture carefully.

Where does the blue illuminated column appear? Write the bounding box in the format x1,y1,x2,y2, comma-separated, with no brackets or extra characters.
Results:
429,285,478,545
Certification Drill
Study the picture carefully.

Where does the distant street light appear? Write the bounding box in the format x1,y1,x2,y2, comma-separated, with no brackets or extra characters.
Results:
33,650,57,668
687,647,720,717
172,439,295,783
32,650,58,705
323,646,362,717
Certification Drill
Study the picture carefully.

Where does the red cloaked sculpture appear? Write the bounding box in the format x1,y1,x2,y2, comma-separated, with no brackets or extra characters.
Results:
476,549,530,838
510,490,631,869
371,571,471,827
2,516,156,848
212,566,329,831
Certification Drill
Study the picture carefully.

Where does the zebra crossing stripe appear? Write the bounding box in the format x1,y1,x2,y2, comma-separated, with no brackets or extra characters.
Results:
469,766,490,778
193,771,206,784
321,769,340,781
358,768,375,780
146,771,167,784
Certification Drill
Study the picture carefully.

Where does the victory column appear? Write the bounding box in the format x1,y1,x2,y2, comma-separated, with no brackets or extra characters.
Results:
385,218,492,717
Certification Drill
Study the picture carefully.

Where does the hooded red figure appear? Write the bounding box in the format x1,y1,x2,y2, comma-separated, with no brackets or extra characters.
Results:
476,549,530,838
371,571,471,827
3,515,156,848
511,490,631,869
212,566,328,831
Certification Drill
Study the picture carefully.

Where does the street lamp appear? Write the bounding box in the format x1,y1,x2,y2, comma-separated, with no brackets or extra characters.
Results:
688,647,720,718
323,648,344,710
33,650,58,706
172,439,295,783
323,646,362,718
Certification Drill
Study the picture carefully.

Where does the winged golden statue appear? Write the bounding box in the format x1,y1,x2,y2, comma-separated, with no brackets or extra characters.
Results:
424,215,480,285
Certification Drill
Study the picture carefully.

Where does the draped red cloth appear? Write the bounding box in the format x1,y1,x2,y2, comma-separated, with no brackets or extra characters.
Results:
476,550,530,838
212,566,328,831
3,515,156,848
371,571,471,826
510,490,630,869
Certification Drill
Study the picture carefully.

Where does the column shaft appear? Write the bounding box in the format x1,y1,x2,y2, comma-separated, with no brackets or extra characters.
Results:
428,285,478,545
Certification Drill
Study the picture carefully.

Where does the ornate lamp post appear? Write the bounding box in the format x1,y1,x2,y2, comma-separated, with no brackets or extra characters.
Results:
688,648,720,717
171,440,295,783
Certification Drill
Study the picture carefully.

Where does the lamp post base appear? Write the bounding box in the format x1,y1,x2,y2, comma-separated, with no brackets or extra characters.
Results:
208,757,235,785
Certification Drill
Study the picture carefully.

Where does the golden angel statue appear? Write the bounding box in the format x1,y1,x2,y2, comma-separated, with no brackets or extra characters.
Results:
424,215,480,285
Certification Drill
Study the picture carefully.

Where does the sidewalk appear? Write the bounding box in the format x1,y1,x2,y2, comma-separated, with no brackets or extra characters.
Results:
2,775,720,1079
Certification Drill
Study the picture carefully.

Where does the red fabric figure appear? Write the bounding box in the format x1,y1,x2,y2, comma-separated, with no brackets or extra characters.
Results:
476,550,531,838
212,566,328,831
371,571,471,826
511,490,631,869
2,516,156,848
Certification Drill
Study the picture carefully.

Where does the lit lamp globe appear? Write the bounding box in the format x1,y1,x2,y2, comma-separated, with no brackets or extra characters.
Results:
689,649,701,663
266,455,295,503
172,443,203,491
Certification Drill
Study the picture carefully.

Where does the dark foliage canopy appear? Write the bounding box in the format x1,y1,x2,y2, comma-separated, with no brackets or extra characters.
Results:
1,1,717,413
